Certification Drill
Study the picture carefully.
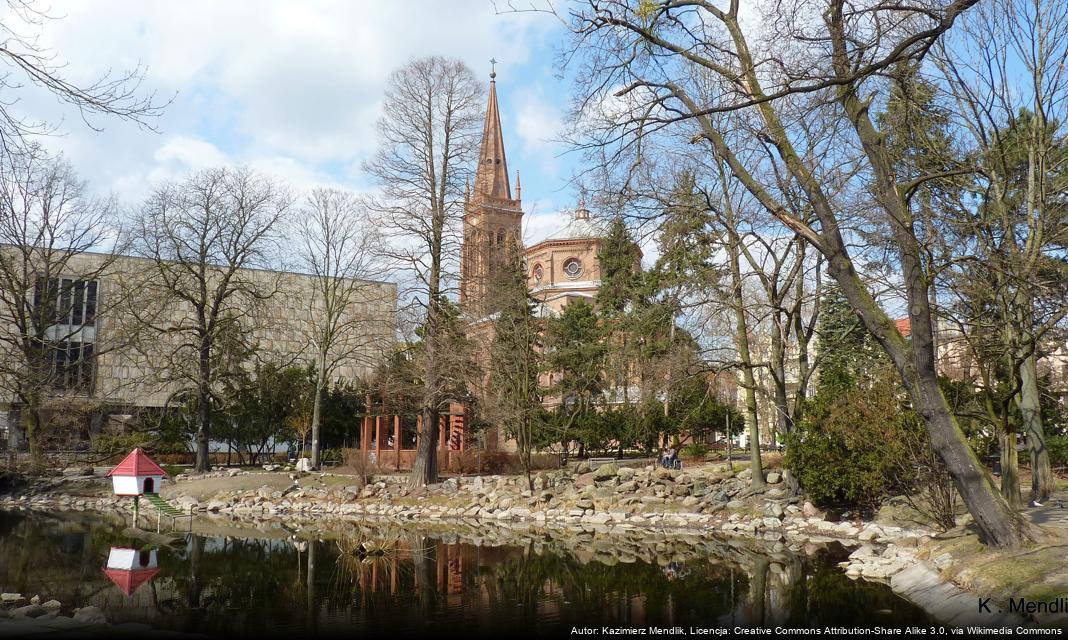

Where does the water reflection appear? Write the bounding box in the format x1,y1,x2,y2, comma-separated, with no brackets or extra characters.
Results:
103,547,160,595
0,511,930,637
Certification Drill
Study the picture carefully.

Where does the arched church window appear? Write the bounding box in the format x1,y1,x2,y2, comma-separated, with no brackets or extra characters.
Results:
562,257,583,279
496,230,505,247
532,263,543,284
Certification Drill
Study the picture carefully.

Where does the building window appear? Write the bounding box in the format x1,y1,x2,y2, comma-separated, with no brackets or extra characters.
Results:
32,276,99,394
33,277,98,327
532,263,543,283
52,341,94,392
562,258,583,279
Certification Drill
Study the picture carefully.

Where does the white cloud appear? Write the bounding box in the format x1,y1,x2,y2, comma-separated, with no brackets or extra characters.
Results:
8,0,562,204
514,90,565,176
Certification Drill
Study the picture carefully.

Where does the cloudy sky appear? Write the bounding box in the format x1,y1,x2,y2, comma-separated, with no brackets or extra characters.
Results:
14,0,580,245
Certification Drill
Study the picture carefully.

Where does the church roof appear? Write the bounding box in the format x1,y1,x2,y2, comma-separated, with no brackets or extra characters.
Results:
541,204,604,243
473,71,512,201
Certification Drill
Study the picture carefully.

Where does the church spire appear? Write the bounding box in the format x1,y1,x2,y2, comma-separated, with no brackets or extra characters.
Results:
473,66,512,201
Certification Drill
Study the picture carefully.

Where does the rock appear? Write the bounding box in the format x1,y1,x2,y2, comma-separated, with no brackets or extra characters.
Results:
766,472,782,484
801,501,821,518
11,604,44,618
849,544,876,559
62,466,93,477
226,468,242,477
737,468,752,479
639,496,665,505
1,593,23,603
762,517,782,529
592,464,618,481
575,499,594,510
30,595,40,605
72,606,107,625
175,495,199,511
615,480,637,493
574,473,595,489
575,462,591,474
726,500,745,509
42,600,61,610
616,466,636,480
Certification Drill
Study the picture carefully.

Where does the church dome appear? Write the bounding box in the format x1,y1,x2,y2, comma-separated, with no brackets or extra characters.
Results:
543,202,604,242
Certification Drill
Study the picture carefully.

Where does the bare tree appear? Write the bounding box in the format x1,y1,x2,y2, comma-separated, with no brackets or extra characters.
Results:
295,188,389,468
131,167,290,472
552,0,1034,546
0,0,167,151
364,56,483,486
933,0,1068,504
0,145,124,469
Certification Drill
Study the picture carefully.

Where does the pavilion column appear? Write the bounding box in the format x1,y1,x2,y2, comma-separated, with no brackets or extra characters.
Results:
439,415,447,465
375,416,382,462
361,414,371,452
393,415,401,470
362,395,373,452
458,413,465,453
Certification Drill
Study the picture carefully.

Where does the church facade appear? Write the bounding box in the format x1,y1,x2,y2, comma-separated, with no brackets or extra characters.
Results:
460,71,608,321
457,72,611,452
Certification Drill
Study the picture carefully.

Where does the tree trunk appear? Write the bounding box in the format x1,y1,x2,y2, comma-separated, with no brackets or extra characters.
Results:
1019,350,1052,503
24,403,43,474
729,239,765,489
410,405,439,486
310,353,326,468
998,430,1022,509
195,341,212,473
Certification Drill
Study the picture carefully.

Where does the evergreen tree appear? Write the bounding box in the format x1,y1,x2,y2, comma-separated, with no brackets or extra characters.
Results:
543,298,607,457
487,245,542,489
813,285,886,395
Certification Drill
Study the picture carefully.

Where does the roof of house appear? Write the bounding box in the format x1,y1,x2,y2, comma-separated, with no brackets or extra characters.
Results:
895,317,912,338
106,448,167,477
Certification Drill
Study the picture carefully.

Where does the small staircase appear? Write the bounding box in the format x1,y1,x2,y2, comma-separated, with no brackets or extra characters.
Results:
143,493,193,531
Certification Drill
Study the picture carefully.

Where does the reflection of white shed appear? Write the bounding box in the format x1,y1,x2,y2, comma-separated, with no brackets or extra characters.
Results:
103,547,159,595
106,448,167,496
107,547,158,570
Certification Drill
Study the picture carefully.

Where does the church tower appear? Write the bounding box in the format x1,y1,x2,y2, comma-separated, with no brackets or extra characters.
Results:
460,68,523,318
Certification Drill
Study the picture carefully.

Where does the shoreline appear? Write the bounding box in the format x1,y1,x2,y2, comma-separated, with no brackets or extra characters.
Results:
1,463,1060,628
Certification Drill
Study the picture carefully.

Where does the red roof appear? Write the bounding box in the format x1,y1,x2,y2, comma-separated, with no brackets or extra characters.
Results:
106,448,167,477
102,567,160,595
894,317,912,338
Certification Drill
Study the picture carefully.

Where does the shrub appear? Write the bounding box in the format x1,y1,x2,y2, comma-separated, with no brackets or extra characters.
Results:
680,443,709,460
786,376,919,510
453,451,521,475
1048,435,1068,468
162,464,185,478
340,448,379,484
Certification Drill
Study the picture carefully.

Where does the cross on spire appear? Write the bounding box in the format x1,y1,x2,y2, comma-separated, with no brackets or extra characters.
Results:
490,57,497,79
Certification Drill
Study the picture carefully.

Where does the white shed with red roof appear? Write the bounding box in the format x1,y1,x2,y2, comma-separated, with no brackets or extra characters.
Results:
107,448,167,496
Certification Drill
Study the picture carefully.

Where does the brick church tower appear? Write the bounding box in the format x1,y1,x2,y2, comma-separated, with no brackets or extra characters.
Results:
460,69,523,319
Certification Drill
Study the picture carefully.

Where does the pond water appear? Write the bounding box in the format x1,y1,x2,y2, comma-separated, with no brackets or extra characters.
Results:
0,510,931,637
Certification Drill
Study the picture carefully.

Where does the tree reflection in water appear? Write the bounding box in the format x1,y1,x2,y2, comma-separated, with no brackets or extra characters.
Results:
0,510,931,636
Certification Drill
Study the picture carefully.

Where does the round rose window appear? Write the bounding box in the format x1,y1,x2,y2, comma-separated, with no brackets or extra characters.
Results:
532,263,543,283
562,257,583,279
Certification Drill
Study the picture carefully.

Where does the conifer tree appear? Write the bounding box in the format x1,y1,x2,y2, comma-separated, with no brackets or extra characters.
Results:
543,299,607,458
487,245,542,490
